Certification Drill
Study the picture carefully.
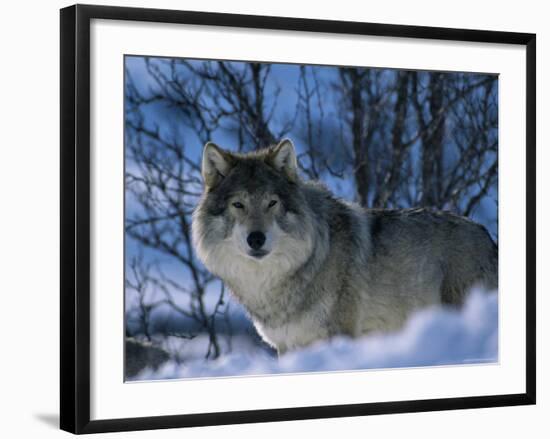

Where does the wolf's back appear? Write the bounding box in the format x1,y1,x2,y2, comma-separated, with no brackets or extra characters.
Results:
365,208,498,306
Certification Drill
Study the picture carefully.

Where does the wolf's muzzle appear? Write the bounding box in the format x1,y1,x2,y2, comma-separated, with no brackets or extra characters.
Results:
247,231,266,250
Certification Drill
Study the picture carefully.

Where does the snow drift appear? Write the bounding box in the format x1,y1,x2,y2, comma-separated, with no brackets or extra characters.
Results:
133,290,498,381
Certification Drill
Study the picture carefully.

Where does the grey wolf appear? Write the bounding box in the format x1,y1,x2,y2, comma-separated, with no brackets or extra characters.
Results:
192,139,498,354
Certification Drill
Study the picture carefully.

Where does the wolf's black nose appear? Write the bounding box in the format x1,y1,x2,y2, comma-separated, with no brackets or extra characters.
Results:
247,231,266,250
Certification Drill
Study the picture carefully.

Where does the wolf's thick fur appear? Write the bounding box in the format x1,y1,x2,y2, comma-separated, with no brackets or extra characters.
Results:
192,140,498,354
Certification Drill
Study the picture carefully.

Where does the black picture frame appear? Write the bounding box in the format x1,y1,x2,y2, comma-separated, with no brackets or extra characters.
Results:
60,4,536,434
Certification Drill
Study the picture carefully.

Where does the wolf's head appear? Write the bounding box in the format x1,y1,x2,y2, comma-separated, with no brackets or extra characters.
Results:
192,139,317,289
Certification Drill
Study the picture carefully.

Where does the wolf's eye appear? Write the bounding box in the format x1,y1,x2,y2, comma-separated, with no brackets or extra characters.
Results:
268,200,278,208
232,202,244,209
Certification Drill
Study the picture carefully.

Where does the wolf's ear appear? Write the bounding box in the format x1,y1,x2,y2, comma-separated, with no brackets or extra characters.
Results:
270,139,298,181
202,142,233,188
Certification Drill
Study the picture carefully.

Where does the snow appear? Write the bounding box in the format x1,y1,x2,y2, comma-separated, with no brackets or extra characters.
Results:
132,290,498,381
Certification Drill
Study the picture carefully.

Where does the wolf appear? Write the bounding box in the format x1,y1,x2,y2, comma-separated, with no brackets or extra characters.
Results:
192,139,498,354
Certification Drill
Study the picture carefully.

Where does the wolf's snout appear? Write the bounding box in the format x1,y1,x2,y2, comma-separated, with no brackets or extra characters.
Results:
247,231,266,250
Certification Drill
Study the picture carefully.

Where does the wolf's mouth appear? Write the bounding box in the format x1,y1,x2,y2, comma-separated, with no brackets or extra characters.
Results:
248,249,269,259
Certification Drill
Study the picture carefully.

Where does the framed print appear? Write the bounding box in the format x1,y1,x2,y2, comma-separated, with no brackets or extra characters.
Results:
60,4,536,434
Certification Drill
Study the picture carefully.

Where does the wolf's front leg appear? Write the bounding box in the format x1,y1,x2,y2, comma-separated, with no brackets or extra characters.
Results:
276,344,288,357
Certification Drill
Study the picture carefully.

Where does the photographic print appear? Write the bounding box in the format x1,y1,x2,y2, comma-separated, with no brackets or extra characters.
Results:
124,57,499,381
61,5,536,433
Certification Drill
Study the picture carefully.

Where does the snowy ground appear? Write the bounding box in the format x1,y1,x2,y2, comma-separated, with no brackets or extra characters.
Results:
131,290,498,381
